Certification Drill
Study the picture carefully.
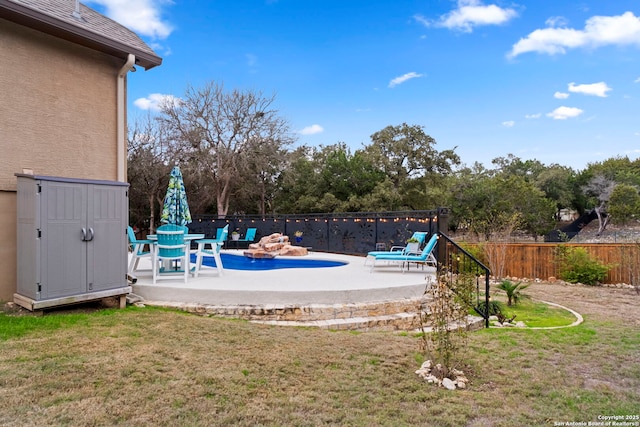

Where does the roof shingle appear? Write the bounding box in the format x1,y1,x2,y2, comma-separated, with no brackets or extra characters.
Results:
1,0,162,69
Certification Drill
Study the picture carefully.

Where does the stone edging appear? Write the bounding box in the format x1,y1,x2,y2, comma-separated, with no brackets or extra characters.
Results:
526,300,584,329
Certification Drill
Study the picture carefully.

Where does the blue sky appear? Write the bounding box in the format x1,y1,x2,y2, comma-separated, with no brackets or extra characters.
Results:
88,0,640,171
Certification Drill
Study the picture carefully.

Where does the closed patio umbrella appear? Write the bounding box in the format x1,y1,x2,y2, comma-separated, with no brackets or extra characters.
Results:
160,166,192,226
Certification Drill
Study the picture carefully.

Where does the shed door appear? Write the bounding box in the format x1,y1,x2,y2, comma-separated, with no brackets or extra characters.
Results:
86,184,127,292
40,181,87,299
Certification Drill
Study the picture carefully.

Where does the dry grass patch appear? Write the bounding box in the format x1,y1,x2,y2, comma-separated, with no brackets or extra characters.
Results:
0,283,638,426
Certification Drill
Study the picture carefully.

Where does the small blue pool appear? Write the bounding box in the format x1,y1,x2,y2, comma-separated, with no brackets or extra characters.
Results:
190,253,347,271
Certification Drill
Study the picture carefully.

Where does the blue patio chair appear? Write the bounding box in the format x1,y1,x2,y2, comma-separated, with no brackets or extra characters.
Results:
365,231,428,265
369,234,438,273
210,227,223,240
235,228,257,248
194,225,229,277
127,226,152,273
153,224,189,284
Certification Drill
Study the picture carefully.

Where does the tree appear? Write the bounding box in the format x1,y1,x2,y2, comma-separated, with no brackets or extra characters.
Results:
274,146,321,213
357,178,404,212
534,165,578,219
491,154,545,181
274,144,386,213
577,156,640,232
582,156,640,187
363,123,460,196
158,81,295,218
316,144,385,208
233,136,289,215
581,174,615,234
448,171,555,240
127,114,174,233
608,184,640,225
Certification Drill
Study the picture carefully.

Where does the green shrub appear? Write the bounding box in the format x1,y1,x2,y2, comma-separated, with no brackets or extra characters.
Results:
496,280,530,306
554,246,609,286
454,242,488,275
476,299,504,317
458,242,486,264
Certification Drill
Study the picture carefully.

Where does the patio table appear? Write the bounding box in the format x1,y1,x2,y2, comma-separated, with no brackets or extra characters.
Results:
147,233,205,275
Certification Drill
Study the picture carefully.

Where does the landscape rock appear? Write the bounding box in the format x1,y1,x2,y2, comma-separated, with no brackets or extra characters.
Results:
415,360,468,390
442,378,456,390
279,245,308,256
425,374,439,384
245,233,307,258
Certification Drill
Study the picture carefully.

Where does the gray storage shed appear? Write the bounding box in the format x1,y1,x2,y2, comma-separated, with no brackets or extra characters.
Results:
14,174,131,311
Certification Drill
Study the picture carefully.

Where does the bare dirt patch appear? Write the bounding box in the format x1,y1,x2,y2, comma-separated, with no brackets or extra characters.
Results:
525,281,640,325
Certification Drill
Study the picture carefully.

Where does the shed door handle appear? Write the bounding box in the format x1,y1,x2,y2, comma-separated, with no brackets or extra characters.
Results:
81,228,87,241
87,227,94,241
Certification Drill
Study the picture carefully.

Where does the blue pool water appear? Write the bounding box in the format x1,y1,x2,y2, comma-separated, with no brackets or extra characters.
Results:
190,253,347,271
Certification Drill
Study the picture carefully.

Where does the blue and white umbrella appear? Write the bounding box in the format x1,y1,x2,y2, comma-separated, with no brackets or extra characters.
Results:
160,166,192,226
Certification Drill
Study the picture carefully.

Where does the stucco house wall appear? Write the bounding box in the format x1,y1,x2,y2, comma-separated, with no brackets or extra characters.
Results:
0,20,121,300
1,19,120,189
0,0,161,302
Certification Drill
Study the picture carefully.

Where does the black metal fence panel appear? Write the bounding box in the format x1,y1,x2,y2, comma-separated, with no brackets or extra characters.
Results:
188,209,448,255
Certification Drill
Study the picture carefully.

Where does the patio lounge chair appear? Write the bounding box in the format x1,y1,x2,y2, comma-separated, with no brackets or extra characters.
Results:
153,224,189,284
127,226,152,273
364,231,428,265
369,234,438,273
194,225,229,277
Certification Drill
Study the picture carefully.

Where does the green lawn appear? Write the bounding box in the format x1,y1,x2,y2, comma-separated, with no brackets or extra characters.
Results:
494,298,579,328
0,294,638,426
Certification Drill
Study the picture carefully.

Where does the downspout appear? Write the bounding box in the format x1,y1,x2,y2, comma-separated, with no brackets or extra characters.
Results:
117,54,135,182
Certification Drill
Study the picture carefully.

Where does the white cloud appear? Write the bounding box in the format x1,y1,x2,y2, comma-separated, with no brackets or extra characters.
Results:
525,113,542,119
418,0,518,33
388,72,424,88
414,15,430,27
149,41,171,56
554,91,570,99
546,106,584,120
134,93,180,111
502,121,515,127
568,82,611,97
86,0,173,39
299,124,324,135
635,77,640,83
545,16,568,28
508,11,640,58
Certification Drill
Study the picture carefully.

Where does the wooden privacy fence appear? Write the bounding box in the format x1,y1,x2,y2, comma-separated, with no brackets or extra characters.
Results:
466,243,639,284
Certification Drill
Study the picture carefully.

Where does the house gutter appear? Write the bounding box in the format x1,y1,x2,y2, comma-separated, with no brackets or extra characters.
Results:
117,54,135,182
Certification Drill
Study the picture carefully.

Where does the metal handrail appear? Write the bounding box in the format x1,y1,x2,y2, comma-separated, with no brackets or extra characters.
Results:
437,232,491,328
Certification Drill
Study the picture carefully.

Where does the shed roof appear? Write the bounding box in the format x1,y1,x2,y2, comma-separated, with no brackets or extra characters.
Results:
1,0,162,70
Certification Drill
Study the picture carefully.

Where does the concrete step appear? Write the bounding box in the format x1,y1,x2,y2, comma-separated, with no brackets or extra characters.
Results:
137,296,429,323
252,313,486,332
251,311,421,332
136,297,486,332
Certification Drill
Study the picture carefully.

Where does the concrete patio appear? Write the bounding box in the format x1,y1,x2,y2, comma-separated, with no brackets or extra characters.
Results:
128,250,438,331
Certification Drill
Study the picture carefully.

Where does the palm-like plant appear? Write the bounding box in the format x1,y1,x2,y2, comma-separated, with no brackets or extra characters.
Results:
496,280,530,306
